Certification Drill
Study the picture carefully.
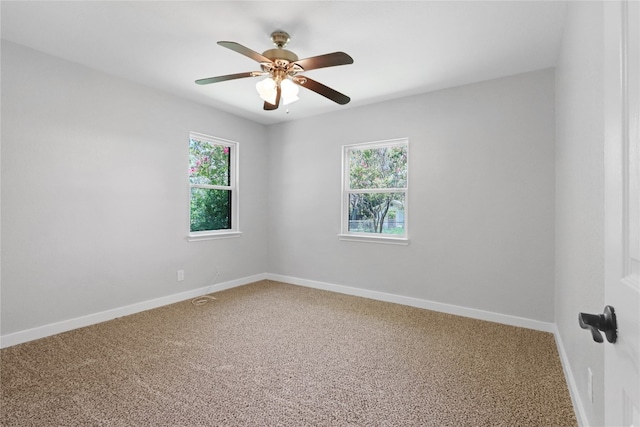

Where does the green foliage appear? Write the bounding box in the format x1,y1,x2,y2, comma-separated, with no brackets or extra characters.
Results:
348,145,407,234
349,193,405,234
189,138,232,232
349,145,407,190
190,188,231,232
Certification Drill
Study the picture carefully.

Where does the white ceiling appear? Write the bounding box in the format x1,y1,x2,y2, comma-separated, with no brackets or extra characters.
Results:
1,1,567,125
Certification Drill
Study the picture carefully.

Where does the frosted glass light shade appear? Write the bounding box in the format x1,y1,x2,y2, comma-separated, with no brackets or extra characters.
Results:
256,78,277,105
281,79,299,105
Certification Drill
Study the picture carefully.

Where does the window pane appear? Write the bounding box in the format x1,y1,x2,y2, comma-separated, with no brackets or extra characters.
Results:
348,192,405,234
349,145,407,190
190,188,231,232
189,138,230,186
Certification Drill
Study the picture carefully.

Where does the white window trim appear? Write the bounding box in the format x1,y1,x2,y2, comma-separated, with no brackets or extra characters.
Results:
187,132,240,241
337,233,409,245
187,231,242,242
339,137,409,245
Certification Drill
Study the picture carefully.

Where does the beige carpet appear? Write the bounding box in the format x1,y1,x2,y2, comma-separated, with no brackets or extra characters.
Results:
1,280,576,426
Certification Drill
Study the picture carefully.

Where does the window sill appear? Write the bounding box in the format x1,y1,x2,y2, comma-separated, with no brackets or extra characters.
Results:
187,231,242,242
338,233,409,245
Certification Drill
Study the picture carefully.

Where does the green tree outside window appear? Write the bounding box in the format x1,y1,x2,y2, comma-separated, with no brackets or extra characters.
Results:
189,137,233,232
346,142,408,235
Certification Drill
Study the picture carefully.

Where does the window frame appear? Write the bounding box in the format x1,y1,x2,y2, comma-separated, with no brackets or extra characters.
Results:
339,138,409,245
187,132,241,241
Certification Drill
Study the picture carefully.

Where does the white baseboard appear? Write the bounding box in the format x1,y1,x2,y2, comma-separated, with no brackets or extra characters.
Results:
0,272,555,347
553,325,588,427
0,273,266,349
266,273,555,333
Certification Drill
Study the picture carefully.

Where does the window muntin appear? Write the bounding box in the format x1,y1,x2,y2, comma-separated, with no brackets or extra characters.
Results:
189,132,238,236
342,139,408,240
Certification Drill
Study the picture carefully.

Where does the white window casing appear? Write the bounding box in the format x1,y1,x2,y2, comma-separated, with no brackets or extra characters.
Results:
339,138,409,245
187,132,241,241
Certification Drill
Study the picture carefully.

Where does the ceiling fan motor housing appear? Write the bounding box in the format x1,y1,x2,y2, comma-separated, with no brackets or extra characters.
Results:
262,30,300,67
262,48,298,63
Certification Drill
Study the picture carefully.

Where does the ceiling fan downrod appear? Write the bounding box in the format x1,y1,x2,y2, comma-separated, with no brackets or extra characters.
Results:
270,31,290,48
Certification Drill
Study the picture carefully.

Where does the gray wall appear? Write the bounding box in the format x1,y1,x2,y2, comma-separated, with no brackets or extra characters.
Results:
2,42,557,336
267,69,556,322
555,2,605,426
1,41,269,335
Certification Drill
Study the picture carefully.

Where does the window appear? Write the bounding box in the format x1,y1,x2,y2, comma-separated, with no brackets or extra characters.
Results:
188,132,239,240
340,138,408,244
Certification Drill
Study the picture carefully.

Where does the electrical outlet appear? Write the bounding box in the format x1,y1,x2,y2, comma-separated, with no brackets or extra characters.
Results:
587,367,593,402
177,270,184,282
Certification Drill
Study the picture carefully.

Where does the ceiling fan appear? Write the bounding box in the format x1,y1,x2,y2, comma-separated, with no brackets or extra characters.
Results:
196,31,354,111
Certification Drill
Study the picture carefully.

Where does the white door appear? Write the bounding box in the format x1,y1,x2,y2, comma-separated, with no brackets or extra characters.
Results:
604,1,640,426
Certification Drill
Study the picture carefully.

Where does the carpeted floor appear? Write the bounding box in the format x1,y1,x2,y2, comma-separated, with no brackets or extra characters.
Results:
1,280,577,426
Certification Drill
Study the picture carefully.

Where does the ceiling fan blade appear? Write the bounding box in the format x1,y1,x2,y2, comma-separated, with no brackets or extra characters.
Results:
195,72,261,85
263,86,282,110
296,76,350,105
294,52,353,72
218,41,273,64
